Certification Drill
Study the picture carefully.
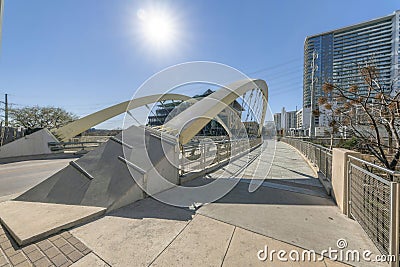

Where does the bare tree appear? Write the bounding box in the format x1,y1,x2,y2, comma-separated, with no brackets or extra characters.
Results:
10,106,78,129
319,63,400,173
313,100,339,150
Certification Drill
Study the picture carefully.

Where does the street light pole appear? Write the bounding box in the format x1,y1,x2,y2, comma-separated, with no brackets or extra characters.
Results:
309,51,318,138
4,93,8,127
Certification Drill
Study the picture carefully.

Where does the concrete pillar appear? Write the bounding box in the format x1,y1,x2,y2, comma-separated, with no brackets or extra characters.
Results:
331,148,360,215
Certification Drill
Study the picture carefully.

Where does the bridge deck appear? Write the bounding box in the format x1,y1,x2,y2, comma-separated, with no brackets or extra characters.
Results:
68,141,384,267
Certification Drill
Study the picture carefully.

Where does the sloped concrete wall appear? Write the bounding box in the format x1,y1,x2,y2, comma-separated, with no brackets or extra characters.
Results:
0,129,58,159
123,126,179,196
16,125,180,212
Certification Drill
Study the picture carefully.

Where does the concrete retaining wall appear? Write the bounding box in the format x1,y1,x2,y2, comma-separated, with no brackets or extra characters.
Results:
331,148,360,215
0,129,58,159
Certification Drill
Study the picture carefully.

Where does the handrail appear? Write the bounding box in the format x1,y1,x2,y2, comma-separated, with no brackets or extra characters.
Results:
349,162,392,185
118,156,147,175
179,137,262,175
69,161,94,180
348,155,400,176
282,137,332,153
110,136,133,149
48,141,105,146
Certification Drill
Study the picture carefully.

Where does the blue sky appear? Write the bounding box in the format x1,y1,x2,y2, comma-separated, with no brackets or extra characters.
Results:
0,0,399,129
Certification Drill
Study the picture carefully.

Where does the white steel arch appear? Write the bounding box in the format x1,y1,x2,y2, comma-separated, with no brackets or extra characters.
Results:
53,94,192,142
162,79,268,144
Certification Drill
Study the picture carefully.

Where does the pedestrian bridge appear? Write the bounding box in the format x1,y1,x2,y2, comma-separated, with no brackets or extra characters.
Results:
0,75,389,266
0,139,385,267
11,78,268,208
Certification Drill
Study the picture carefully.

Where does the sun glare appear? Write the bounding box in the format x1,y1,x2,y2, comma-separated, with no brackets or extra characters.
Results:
137,8,178,50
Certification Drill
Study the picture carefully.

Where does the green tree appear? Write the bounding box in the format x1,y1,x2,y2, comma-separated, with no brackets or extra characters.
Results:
10,106,78,129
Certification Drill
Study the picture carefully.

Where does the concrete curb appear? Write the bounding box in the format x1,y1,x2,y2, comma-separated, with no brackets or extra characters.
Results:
0,201,106,246
0,153,82,164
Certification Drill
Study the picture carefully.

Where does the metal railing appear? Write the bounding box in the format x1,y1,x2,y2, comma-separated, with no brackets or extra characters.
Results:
179,137,261,175
48,141,106,153
283,137,400,265
0,126,25,146
281,137,332,181
347,155,400,264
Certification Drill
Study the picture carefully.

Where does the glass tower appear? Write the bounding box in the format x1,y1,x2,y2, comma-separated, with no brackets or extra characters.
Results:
303,10,400,126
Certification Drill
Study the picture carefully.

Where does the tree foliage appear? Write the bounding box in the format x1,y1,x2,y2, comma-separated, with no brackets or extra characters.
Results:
9,106,78,129
319,63,400,172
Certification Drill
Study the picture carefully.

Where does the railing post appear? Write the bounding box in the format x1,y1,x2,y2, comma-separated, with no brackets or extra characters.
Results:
314,147,318,167
202,143,206,170
346,159,351,217
389,182,400,267
180,152,184,175
325,151,328,177
217,143,220,164
180,145,185,175
318,148,322,170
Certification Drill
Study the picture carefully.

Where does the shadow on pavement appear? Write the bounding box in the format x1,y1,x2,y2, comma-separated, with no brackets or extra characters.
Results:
108,197,194,221
213,181,334,206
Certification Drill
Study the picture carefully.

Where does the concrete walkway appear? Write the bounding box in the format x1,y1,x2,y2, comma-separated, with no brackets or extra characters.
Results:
0,142,386,266
67,141,385,267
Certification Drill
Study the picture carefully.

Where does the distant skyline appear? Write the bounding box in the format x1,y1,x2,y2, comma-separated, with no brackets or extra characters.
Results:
0,0,399,129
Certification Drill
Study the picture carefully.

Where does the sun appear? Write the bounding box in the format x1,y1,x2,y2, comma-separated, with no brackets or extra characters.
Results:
137,8,178,50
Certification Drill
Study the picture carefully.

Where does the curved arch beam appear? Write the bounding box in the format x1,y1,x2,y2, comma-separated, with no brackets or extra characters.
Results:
163,79,268,145
53,93,192,142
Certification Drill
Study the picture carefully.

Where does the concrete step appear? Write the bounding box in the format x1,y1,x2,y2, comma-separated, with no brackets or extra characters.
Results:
0,201,105,246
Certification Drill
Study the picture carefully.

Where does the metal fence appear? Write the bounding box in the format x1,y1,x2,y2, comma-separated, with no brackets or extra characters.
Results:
0,126,25,146
47,136,111,153
283,137,400,265
282,137,332,181
179,137,261,175
48,141,106,153
347,155,400,263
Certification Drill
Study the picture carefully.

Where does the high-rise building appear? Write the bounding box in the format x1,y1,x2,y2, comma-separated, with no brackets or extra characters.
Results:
273,113,281,131
274,107,297,135
281,107,297,130
303,10,400,127
296,108,310,130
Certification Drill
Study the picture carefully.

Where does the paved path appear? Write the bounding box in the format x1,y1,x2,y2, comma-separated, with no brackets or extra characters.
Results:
68,141,384,267
0,159,75,202
0,224,92,267
212,141,327,198
0,142,386,266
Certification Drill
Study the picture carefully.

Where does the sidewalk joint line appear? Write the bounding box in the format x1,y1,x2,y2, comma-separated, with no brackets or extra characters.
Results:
91,251,113,266
196,212,356,266
197,212,315,256
146,214,195,266
220,226,235,267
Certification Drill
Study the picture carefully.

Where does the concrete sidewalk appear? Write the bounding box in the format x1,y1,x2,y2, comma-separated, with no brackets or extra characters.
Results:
68,141,383,267
0,142,386,266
